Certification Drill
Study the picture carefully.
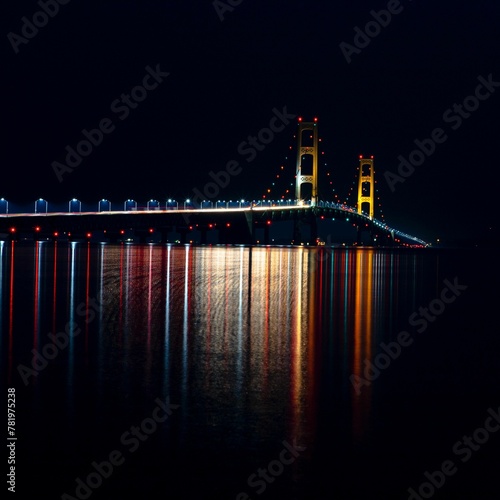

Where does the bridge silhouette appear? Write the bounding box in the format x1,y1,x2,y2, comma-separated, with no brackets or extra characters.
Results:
0,118,427,247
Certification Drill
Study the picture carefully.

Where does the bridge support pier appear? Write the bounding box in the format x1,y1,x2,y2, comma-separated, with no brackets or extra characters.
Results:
160,229,170,243
219,225,228,244
177,227,188,244
106,230,121,243
309,212,318,245
199,227,207,244
356,225,374,246
244,210,255,244
292,212,318,245
3,232,16,242
263,223,270,245
135,229,150,244
293,218,302,245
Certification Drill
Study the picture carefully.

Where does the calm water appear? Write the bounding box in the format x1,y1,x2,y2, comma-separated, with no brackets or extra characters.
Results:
1,242,499,499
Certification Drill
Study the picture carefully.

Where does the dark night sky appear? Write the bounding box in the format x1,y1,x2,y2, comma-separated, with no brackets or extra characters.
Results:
3,0,500,243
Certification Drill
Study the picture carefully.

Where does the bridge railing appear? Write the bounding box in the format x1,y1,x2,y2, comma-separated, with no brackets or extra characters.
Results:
0,198,356,214
0,199,370,216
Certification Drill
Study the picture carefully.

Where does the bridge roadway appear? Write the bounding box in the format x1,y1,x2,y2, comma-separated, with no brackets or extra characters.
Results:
0,203,428,247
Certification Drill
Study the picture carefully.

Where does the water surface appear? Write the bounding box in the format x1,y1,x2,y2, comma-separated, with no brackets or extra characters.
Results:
1,242,498,499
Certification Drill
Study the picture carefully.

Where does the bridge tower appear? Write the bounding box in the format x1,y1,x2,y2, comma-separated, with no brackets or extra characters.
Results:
357,156,375,220
295,117,319,206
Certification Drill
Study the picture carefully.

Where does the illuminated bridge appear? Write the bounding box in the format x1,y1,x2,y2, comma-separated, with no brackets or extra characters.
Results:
0,119,428,247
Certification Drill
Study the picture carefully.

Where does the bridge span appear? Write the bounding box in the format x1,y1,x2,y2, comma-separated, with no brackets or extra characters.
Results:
0,202,428,247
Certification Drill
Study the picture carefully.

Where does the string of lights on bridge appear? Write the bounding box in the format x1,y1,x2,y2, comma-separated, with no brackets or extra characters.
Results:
260,124,385,223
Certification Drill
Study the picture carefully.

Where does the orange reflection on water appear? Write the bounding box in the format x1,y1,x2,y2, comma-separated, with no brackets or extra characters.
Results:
351,249,374,439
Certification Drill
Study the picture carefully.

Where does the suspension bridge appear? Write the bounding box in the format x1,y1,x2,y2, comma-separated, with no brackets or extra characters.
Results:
0,118,427,247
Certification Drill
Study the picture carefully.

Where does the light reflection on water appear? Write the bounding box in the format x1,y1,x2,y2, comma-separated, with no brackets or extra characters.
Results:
0,242,434,498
